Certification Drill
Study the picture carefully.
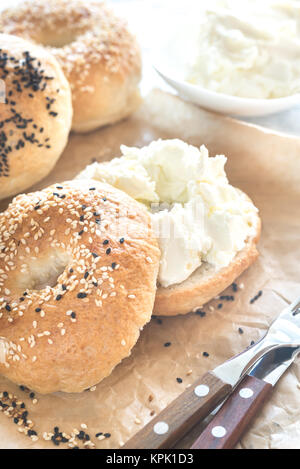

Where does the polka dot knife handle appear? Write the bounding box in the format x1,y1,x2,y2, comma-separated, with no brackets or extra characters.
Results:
123,371,232,449
190,375,273,449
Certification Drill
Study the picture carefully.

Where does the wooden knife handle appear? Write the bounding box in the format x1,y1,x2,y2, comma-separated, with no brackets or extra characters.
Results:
123,371,232,449
191,375,273,449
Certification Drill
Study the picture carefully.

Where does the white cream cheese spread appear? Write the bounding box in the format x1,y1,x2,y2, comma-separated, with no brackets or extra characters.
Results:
77,139,258,287
185,0,300,99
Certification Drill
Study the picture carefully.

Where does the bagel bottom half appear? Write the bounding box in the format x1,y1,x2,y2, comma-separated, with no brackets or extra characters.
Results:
153,216,261,316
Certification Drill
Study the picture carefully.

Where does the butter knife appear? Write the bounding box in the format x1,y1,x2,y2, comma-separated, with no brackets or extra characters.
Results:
123,296,300,449
190,344,300,449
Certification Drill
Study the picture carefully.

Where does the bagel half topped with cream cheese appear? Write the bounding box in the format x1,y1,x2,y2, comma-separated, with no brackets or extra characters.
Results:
77,139,261,316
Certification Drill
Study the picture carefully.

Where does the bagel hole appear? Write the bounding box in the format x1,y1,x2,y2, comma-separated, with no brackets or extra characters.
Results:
38,31,79,48
18,250,70,291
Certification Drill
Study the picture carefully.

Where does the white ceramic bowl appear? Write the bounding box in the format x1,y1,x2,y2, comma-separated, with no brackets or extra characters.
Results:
155,67,300,117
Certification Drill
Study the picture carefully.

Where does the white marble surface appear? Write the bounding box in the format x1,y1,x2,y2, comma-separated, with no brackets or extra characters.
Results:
1,0,300,136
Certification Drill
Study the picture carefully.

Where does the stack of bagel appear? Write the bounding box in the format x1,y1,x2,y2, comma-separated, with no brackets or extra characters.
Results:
0,0,142,199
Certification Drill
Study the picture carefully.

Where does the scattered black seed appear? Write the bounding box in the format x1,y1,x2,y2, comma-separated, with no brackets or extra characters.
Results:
51,436,60,446
195,309,206,317
238,328,244,334
250,340,255,346
164,342,171,347
35,307,41,312
111,262,117,269
176,377,183,383
119,238,125,244
217,303,223,309
250,290,263,304
0,49,59,177
232,282,238,292
105,248,111,255
203,352,209,357
104,433,111,438
92,252,98,258
84,272,89,279
55,294,62,301
95,432,103,437
78,230,84,236
71,312,76,319
5,304,11,311
103,239,109,245
77,292,87,299
220,295,234,301
89,187,96,191
29,392,35,399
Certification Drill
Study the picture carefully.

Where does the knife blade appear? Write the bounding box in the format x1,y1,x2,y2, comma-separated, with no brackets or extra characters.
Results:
213,295,300,386
190,345,300,449
123,295,300,449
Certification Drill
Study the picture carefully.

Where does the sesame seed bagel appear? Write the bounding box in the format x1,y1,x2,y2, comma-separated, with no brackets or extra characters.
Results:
0,180,160,393
0,0,142,133
0,34,72,200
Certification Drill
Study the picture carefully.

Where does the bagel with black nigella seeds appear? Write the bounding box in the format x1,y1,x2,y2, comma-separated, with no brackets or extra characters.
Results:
0,180,160,393
0,0,142,133
0,33,72,200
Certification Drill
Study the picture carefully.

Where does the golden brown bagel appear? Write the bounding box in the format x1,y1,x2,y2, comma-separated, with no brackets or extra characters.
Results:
0,0,142,133
0,33,72,200
153,214,261,316
0,180,160,393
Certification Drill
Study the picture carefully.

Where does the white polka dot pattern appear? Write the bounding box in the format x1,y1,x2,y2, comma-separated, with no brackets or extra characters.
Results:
194,384,210,397
211,426,227,438
239,388,254,399
153,421,169,435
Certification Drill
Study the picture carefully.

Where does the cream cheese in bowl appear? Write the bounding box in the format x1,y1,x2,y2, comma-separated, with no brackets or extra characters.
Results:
185,0,300,99
154,0,300,116
77,139,258,288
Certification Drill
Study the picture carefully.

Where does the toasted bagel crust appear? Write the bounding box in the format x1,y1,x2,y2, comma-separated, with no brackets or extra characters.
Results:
0,0,142,132
0,33,72,200
0,180,160,393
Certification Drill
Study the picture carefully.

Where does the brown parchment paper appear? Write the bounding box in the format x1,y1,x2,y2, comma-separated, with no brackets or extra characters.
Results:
0,89,299,449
